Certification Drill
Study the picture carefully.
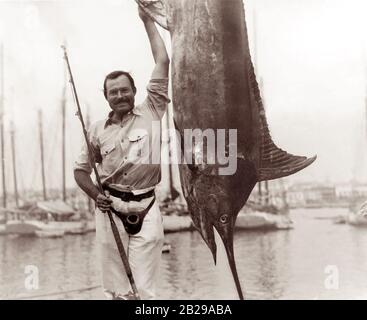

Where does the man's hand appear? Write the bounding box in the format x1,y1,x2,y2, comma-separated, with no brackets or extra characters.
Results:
109,195,155,215
138,5,150,23
96,192,113,213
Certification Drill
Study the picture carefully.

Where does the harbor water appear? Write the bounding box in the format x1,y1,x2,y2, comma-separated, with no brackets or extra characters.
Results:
0,208,366,300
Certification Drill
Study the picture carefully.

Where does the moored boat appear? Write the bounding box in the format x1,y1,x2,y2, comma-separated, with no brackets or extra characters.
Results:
162,214,194,233
5,200,95,236
347,200,367,227
236,201,293,231
236,211,293,230
35,229,65,238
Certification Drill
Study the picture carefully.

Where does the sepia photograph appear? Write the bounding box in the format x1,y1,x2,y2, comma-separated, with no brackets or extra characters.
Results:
0,0,366,303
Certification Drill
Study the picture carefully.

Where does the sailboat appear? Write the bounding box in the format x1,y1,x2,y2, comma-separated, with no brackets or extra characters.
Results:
6,108,93,236
28,57,95,236
5,52,94,236
6,110,64,236
0,43,29,235
348,201,367,226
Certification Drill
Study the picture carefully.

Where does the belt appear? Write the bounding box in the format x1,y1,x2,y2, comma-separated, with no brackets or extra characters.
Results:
103,185,155,202
102,184,156,235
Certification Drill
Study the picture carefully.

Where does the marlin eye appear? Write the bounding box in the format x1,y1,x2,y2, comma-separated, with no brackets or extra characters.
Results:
220,214,229,224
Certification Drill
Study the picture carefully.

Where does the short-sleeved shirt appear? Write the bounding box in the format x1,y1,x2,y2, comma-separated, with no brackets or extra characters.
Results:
74,78,170,194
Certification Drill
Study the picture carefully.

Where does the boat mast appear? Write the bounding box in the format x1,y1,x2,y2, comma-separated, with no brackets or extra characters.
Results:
85,104,93,213
364,63,367,186
10,121,19,207
166,104,179,201
0,44,7,208
61,53,67,202
38,110,47,201
365,64,367,142
264,181,269,205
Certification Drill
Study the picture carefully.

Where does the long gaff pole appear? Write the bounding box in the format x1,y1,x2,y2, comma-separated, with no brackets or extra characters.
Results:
61,46,140,300
61,63,67,202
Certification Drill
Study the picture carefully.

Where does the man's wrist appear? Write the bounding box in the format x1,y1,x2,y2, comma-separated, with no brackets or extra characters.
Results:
91,189,101,201
142,17,154,25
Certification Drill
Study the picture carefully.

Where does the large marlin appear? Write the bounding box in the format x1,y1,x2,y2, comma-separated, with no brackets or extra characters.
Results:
136,0,316,299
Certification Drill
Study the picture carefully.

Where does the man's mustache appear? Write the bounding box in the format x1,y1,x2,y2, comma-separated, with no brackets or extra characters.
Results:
113,97,131,105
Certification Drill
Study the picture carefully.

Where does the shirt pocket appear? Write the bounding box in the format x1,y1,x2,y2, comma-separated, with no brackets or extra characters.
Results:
127,129,149,161
101,142,116,158
100,142,117,174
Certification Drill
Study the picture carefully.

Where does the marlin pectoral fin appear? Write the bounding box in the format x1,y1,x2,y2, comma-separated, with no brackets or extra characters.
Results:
135,0,169,30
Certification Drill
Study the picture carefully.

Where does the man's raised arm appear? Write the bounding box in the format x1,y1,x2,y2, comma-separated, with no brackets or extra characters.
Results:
139,6,170,79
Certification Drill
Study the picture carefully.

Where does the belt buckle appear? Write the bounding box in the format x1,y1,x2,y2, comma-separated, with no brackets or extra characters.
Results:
121,193,130,202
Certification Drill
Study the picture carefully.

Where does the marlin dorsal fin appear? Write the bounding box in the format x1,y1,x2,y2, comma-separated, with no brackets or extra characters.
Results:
247,59,317,182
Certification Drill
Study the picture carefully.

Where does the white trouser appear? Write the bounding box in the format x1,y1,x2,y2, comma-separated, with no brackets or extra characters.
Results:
95,200,164,300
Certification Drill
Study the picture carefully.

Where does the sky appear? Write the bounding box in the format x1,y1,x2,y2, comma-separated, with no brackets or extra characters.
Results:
0,0,366,194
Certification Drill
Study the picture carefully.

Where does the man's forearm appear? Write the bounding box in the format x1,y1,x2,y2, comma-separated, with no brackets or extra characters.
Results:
74,170,100,201
143,19,169,64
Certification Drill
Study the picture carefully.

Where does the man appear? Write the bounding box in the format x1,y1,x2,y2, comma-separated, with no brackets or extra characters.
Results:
74,6,170,300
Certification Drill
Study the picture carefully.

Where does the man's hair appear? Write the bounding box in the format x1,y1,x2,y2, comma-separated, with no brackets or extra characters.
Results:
103,70,136,99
